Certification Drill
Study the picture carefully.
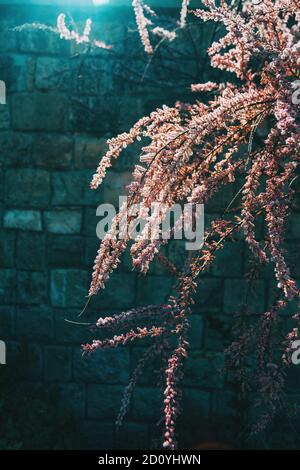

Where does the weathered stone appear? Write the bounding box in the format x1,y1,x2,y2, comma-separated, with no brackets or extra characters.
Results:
84,236,99,266
55,309,94,344
194,278,223,311
136,275,173,306
16,232,45,270
116,422,150,450
11,93,67,131
5,169,50,207
32,134,72,169
0,232,15,267
50,269,88,308
47,235,84,267
52,171,86,206
44,210,82,234
188,314,204,350
4,209,42,231
211,390,237,418
0,306,15,337
17,271,47,305
81,421,114,450
0,29,17,52
132,387,162,421
71,96,119,134
131,347,163,386
204,313,233,351
0,105,10,129
211,242,244,277
182,388,211,419
19,29,71,55
35,57,72,91
0,132,32,167
73,347,130,384
102,170,132,206
84,207,99,236
0,54,29,92
58,383,85,418
223,279,265,314
89,272,136,309
287,213,300,240
44,346,72,382
0,269,15,304
16,306,54,340
183,352,225,388
87,384,124,419
6,341,42,380
74,136,107,169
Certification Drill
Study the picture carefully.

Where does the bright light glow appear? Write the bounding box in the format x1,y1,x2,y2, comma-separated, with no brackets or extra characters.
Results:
93,0,110,5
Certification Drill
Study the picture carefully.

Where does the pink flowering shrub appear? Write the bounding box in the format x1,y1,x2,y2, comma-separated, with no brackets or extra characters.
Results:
59,0,300,449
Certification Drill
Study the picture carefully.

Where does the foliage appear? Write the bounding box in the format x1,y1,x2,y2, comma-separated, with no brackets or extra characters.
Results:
57,0,300,449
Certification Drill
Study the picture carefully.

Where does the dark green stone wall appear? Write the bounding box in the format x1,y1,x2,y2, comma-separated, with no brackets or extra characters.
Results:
0,3,299,450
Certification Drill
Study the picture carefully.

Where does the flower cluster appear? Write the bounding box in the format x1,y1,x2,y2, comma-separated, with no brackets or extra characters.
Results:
80,0,299,448
57,13,112,50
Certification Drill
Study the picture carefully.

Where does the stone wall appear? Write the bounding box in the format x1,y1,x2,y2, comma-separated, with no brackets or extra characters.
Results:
0,3,300,450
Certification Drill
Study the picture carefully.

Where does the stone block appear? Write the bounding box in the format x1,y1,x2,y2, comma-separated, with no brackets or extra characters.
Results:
0,29,17,52
0,232,15,267
50,269,88,308
89,272,136,310
35,57,72,91
0,105,10,130
4,209,42,231
136,275,173,306
73,347,130,384
87,384,124,419
211,242,244,277
32,134,72,169
0,306,15,337
74,136,107,169
58,383,85,418
182,388,211,419
183,352,225,388
11,93,68,131
80,421,114,450
16,232,45,270
55,309,94,344
16,306,54,340
188,314,204,350
0,132,32,167
102,170,132,207
47,235,84,267
16,271,47,305
44,210,82,234
116,422,150,450
211,390,237,418
131,387,162,421
0,54,29,92
0,268,15,304
51,171,86,206
287,213,300,240
223,279,265,314
44,346,72,382
19,29,71,55
5,169,50,207
194,278,223,311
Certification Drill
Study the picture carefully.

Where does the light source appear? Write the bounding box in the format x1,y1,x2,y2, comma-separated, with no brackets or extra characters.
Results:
93,0,110,5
